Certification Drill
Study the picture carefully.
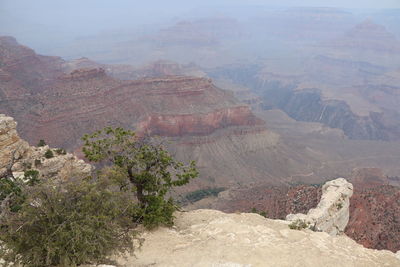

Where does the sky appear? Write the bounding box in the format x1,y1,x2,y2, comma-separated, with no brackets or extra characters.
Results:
0,0,399,51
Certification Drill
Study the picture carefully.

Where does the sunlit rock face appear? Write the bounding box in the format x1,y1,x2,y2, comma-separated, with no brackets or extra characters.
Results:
0,114,91,181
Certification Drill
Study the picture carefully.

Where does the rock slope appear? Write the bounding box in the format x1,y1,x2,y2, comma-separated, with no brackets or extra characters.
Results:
0,114,91,181
121,209,399,267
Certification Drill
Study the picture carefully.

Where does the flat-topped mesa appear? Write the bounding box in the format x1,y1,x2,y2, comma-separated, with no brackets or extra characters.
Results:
60,68,107,81
286,178,354,236
0,114,91,180
125,76,213,96
137,106,264,137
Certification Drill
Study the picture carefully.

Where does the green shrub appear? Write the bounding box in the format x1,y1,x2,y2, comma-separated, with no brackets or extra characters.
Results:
250,207,268,218
44,149,54,159
0,176,137,267
55,148,67,155
37,139,46,147
288,219,309,230
183,187,225,203
0,176,24,213
24,170,40,186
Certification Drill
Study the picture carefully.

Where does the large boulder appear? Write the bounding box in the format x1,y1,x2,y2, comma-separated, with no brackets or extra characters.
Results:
286,178,353,235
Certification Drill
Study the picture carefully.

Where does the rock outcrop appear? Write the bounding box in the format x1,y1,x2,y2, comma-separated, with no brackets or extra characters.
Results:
137,106,263,137
202,169,400,252
119,209,399,267
286,178,353,235
0,114,91,181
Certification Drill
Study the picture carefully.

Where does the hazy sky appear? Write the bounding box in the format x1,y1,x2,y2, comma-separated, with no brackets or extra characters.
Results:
1,0,399,51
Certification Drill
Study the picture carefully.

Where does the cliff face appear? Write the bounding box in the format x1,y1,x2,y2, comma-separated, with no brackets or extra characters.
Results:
119,209,400,267
0,37,256,149
345,168,400,252
208,21,400,141
279,90,389,140
138,106,263,137
3,37,318,190
0,114,91,181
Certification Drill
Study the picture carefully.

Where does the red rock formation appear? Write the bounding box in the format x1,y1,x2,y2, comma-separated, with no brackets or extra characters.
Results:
59,68,106,81
0,37,261,152
345,168,400,252
138,106,263,137
212,184,322,219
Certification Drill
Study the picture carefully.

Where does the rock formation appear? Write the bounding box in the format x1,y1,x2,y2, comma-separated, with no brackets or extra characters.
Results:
0,36,335,190
0,114,91,181
286,178,353,235
200,169,400,252
119,209,399,267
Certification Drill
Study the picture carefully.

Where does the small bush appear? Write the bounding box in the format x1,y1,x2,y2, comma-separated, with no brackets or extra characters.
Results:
336,202,343,210
44,149,54,159
288,219,309,230
0,176,138,267
250,207,268,218
37,139,46,147
55,148,67,155
183,187,225,203
23,170,40,186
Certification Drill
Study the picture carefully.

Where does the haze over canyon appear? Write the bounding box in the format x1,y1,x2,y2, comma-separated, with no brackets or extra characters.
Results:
1,0,400,263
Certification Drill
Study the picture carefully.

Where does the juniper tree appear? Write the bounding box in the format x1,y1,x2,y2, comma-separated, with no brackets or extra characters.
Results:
82,127,198,228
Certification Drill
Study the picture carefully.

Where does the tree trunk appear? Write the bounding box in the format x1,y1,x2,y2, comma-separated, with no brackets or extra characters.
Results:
128,168,145,207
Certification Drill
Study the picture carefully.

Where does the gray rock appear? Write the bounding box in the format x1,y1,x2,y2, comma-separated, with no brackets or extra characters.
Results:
286,178,353,235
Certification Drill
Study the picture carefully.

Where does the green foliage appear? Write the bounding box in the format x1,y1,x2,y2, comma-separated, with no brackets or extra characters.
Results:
288,219,309,230
336,202,343,210
55,148,67,155
44,149,54,159
0,177,24,212
0,176,137,267
37,139,46,147
183,187,225,203
250,207,268,218
82,127,198,229
24,170,40,186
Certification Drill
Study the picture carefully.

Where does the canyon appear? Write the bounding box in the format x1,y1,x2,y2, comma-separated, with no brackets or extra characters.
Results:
190,167,400,253
1,36,400,253
209,21,400,141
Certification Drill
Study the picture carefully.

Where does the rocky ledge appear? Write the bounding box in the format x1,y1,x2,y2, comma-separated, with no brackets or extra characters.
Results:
0,114,91,180
117,209,399,267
